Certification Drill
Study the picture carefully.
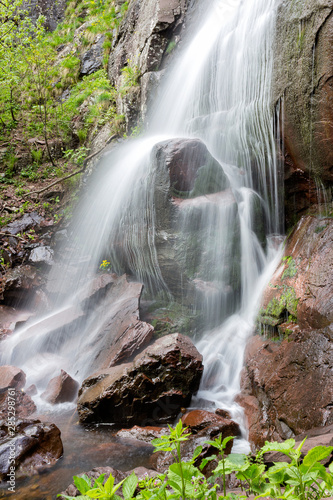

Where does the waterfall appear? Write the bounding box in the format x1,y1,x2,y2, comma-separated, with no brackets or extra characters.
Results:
1,0,283,441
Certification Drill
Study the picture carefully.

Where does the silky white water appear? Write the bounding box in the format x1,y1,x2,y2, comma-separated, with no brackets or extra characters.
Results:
2,0,282,443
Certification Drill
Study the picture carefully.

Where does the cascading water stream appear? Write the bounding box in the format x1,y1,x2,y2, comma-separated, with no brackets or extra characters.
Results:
1,0,283,446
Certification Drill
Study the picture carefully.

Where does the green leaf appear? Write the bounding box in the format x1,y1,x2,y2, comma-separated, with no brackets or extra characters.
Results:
84,490,104,499
303,445,333,468
192,445,202,460
93,474,106,488
123,472,138,499
260,439,295,455
73,475,91,494
103,473,115,494
225,453,248,470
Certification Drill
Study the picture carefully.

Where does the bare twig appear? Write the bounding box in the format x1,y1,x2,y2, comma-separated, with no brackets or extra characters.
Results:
0,232,25,241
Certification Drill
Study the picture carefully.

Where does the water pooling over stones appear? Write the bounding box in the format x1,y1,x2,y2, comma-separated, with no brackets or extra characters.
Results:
1,0,283,451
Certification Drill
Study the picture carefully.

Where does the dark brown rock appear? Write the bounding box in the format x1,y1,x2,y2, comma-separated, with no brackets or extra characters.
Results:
1,265,41,304
77,333,203,425
41,370,79,404
181,409,240,438
3,212,43,236
0,419,63,481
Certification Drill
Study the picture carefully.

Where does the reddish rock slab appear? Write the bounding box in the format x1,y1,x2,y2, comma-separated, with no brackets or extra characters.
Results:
181,409,240,438
239,329,333,447
41,369,79,404
0,365,26,391
0,419,63,481
77,333,203,425
85,274,154,370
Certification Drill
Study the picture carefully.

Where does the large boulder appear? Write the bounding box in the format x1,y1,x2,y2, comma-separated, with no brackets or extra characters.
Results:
77,333,203,425
150,138,238,306
273,0,333,224
0,419,63,481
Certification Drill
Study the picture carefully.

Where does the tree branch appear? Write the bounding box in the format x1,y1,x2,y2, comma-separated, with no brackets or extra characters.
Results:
24,135,118,198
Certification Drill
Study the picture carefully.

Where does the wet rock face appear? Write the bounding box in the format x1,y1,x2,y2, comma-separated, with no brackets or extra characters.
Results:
258,216,333,331
0,419,63,481
77,333,203,425
239,327,333,447
239,216,333,447
273,0,333,223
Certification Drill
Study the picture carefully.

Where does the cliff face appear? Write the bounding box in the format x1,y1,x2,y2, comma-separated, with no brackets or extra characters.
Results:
273,0,333,225
23,0,67,31
108,0,190,132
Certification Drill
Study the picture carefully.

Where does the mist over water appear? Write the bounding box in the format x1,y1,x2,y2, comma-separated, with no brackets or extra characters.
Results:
2,0,283,444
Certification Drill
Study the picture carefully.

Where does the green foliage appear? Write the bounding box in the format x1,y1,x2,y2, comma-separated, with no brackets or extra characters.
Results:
166,40,177,55
59,471,137,500
63,146,90,167
59,420,333,500
282,256,298,280
120,60,140,95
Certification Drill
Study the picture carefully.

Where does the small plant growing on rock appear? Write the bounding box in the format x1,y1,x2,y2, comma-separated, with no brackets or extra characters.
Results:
99,259,112,271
